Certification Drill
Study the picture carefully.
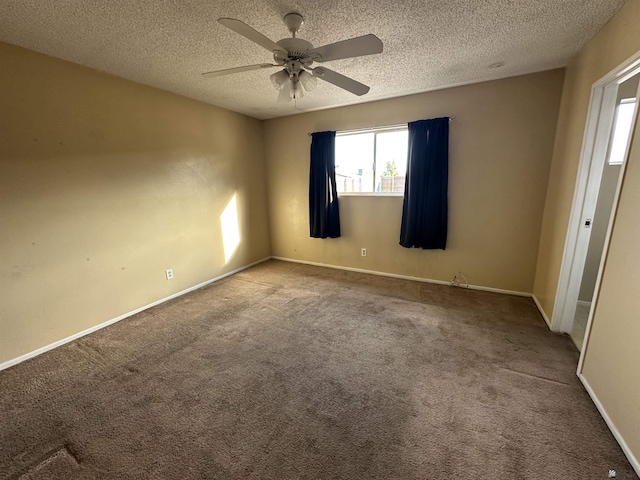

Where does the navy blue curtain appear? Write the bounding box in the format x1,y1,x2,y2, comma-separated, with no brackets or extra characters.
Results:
400,117,449,249
309,131,341,238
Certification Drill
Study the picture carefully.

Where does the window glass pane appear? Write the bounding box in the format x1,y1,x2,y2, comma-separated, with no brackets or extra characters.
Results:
335,132,374,192
608,100,636,165
375,130,408,193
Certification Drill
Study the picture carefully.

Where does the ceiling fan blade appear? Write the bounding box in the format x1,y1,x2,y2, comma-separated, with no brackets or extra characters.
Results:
309,34,383,63
311,67,370,96
277,81,293,103
202,63,277,78
218,18,286,54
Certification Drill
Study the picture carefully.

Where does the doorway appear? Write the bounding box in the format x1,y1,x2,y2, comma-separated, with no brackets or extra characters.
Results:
551,55,640,353
571,74,638,349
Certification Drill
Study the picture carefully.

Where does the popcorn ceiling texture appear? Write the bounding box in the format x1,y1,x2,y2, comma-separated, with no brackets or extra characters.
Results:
0,0,628,119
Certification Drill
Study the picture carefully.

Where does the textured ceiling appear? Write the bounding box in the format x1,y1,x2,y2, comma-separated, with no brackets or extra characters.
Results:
0,0,628,119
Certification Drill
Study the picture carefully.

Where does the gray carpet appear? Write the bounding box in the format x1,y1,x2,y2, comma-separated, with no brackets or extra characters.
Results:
0,260,637,479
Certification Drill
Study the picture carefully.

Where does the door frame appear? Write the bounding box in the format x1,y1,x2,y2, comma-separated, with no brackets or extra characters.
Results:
551,51,640,347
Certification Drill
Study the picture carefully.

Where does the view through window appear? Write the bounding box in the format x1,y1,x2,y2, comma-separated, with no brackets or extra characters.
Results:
335,127,408,194
608,98,637,165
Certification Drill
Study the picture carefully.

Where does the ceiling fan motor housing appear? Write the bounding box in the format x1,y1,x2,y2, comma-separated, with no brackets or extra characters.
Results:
275,38,315,69
286,60,304,77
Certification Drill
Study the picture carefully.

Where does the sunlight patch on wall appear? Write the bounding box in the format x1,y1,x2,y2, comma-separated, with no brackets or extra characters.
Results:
220,193,240,264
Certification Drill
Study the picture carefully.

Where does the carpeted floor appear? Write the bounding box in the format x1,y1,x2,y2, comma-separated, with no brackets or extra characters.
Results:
0,260,637,479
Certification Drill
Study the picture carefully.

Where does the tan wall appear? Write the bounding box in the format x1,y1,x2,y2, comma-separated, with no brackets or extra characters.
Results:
531,0,640,466
582,116,640,465
264,70,564,293
532,0,640,317
0,42,271,365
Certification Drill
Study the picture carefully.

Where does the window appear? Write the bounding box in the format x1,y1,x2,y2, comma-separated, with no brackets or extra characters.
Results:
607,98,637,165
335,126,408,194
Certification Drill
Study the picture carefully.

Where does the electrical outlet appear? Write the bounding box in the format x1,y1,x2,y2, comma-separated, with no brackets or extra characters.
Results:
165,268,174,280
361,248,367,257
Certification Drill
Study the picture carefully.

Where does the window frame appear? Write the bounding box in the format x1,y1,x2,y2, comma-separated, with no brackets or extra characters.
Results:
335,124,408,197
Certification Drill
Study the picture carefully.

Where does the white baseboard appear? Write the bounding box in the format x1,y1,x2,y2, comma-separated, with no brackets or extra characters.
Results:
531,294,552,328
579,374,640,476
271,256,531,297
0,257,271,372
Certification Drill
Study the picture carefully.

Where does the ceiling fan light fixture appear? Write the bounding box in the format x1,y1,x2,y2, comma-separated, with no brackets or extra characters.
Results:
277,80,293,102
270,69,290,90
207,15,383,103
292,80,304,99
299,70,317,92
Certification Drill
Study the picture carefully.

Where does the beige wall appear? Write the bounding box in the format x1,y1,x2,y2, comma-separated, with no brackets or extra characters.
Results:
533,0,640,317
264,70,564,293
582,116,640,466
531,0,640,468
0,42,271,365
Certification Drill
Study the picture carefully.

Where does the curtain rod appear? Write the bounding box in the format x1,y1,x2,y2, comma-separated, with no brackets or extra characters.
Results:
307,116,455,136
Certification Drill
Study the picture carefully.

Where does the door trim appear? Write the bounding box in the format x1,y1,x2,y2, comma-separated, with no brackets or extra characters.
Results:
551,51,640,338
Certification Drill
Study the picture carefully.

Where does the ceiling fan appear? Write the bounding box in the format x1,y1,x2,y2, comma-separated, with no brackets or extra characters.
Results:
202,13,383,102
